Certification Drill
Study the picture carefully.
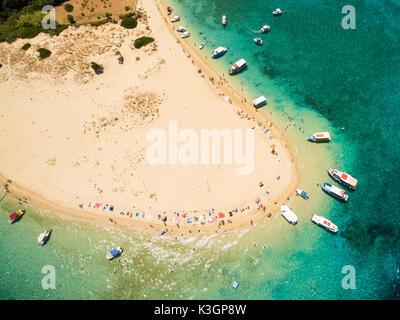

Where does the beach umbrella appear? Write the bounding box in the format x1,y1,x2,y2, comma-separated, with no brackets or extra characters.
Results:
218,212,225,218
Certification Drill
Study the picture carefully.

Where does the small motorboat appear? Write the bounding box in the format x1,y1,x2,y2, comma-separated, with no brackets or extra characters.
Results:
229,58,247,75
106,247,123,260
253,96,267,108
199,43,205,50
232,281,239,289
311,214,339,233
167,6,172,15
328,168,358,190
222,15,227,26
260,25,271,33
280,205,298,224
37,229,52,245
254,37,263,46
211,46,227,58
321,183,349,202
176,25,186,32
273,8,282,16
307,132,331,142
180,31,190,38
8,209,25,223
296,189,309,199
170,15,180,22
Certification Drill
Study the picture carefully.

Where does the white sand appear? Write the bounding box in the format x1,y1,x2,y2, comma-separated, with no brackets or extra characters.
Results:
0,0,297,234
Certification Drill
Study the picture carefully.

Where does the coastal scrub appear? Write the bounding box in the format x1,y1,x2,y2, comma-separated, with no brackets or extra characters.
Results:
21,43,31,51
134,36,154,49
91,62,103,74
121,17,137,29
64,4,74,12
37,48,51,60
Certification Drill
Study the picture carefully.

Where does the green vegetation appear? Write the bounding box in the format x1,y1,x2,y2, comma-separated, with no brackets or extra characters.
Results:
64,3,73,12
21,42,31,50
67,14,74,24
91,62,103,74
105,12,112,18
125,6,131,12
134,36,154,49
121,17,137,29
89,18,109,27
0,0,69,42
37,47,51,59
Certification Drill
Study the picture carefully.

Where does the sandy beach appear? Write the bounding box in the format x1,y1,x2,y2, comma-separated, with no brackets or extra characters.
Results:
0,0,298,235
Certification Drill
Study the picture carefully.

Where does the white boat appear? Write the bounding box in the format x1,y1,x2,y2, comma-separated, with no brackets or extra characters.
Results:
321,183,349,202
328,168,358,190
212,46,227,58
170,15,180,22
254,37,263,46
37,229,52,245
260,25,271,33
180,31,190,38
253,96,267,108
176,26,186,32
106,247,123,260
199,43,205,50
229,58,247,74
222,15,227,26
307,131,331,142
295,189,309,199
311,214,339,233
273,8,282,16
280,205,298,224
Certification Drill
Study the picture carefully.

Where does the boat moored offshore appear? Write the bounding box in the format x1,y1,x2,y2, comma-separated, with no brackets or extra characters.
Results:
229,58,247,75
328,168,358,190
170,15,180,22
106,247,123,260
180,31,190,38
8,209,25,223
222,15,227,26
176,26,186,32
321,183,349,202
311,214,339,233
212,46,227,58
307,132,331,142
273,8,282,16
254,37,263,45
296,189,309,199
37,229,52,245
280,205,298,224
260,25,271,33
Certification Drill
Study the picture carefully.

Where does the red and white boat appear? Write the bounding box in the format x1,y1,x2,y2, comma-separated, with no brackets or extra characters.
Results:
328,168,358,190
273,8,282,16
311,214,338,233
260,25,270,33
229,58,247,75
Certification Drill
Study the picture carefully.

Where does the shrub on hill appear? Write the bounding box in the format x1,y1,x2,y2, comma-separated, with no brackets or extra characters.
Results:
64,4,73,12
134,36,154,49
21,43,31,50
37,47,51,59
121,17,137,29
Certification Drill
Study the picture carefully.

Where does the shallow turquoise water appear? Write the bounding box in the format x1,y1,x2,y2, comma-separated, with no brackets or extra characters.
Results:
1,0,400,299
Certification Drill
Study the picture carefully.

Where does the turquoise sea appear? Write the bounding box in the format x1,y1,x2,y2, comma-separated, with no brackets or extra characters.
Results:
1,0,400,299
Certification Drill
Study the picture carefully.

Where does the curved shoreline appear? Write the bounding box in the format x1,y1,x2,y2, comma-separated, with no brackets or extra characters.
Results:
0,0,299,236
